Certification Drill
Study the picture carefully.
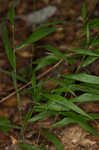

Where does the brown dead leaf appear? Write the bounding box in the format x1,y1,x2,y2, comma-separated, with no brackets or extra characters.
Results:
43,80,58,90
2,95,31,108
0,107,15,118
2,95,18,107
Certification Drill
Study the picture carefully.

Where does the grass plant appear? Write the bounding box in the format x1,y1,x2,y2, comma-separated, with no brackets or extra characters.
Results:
0,1,99,150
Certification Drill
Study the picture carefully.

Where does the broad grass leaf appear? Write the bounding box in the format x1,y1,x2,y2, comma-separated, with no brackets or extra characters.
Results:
2,24,16,69
16,27,58,50
41,129,64,150
43,94,91,118
63,73,99,84
71,93,99,102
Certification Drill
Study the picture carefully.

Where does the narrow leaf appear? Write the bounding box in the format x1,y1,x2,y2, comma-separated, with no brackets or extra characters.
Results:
82,3,87,21
39,20,66,28
2,24,16,69
0,69,27,83
52,118,75,127
34,55,58,71
16,27,57,50
0,118,11,133
71,48,99,56
7,1,17,24
71,93,99,102
62,112,99,136
91,37,99,47
63,73,99,84
86,24,90,44
88,18,99,28
43,94,91,118
28,111,56,122
41,45,65,59
81,56,97,67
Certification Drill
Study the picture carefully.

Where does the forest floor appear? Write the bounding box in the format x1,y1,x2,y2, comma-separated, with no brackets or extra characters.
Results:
0,0,99,150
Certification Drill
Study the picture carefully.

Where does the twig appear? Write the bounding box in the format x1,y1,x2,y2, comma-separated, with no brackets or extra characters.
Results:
0,52,75,104
0,59,63,104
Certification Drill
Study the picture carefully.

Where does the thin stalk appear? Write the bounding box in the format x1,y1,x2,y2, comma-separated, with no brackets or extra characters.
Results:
12,24,22,120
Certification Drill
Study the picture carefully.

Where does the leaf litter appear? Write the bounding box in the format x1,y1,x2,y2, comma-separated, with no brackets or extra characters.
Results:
0,0,99,150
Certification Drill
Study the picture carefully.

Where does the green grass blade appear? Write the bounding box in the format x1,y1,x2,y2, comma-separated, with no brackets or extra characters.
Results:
52,83,99,95
81,56,97,67
69,84,99,95
41,45,65,59
52,118,75,127
2,24,16,69
34,55,58,71
41,129,64,150
0,117,20,132
82,3,87,21
91,37,99,47
16,27,58,50
0,118,11,133
19,143,41,150
88,18,99,28
63,73,99,84
71,48,99,56
0,69,27,83
7,1,17,24
86,24,90,44
89,113,99,120
38,20,66,28
24,108,35,123
62,112,99,136
78,119,99,136
31,71,36,89
43,94,91,118
71,93,99,102
34,102,70,112
28,111,56,122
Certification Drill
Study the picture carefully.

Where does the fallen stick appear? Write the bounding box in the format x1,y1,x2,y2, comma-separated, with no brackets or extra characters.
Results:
0,59,63,104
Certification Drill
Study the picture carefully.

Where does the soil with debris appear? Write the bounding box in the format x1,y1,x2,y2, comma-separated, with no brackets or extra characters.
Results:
0,0,99,150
